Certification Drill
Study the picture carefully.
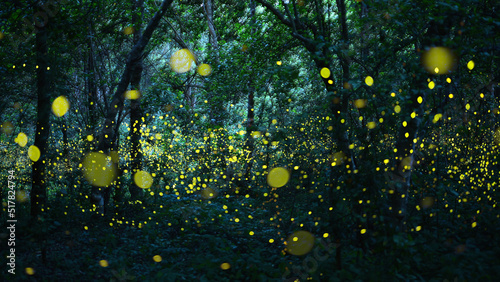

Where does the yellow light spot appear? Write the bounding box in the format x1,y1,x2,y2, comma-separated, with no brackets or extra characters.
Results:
472,222,477,228
28,145,41,162
16,190,29,202
421,47,456,74
428,81,435,89
269,238,274,243
153,255,162,262
446,78,451,83
201,187,217,199
449,93,454,99
82,152,116,187
354,99,367,109
221,263,231,270
52,96,70,117
99,260,109,267
1,121,14,135
15,132,28,147
276,61,282,65
360,229,366,234
125,90,140,99
286,231,315,256
134,170,153,189
170,49,195,73
467,60,474,70
272,119,277,124
197,63,212,76
249,231,254,235
123,26,135,35
87,135,94,142
394,105,401,113
25,267,35,275
267,167,290,188
365,76,374,86
367,121,376,129
320,67,331,78
416,226,422,231
465,103,470,110
417,96,423,104
323,233,329,238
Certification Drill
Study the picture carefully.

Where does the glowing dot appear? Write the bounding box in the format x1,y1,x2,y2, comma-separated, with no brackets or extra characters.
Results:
267,167,290,188
416,226,422,231
367,121,376,129
25,267,35,275
169,49,195,73
221,263,231,270
465,103,470,110
365,76,374,86
472,222,477,228
272,119,277,124
360,229,366,234
52,96,70,117
269,239,274,243
467,60,474,70
125,90,140,99
286,231,314,256
87,135,94,142
249,231,254,235
82,152,117,187
320,67,331,78
28,145,41,162
428,81,435,89
276,61,282,65
354,99,367,109
323,233,329,238
446,78,451,83
134,170,153,189
153,255,162,262
15,132,28,147
123,26,135,35
417,96,423,104
99,260,108,267
197,63,212,76
394,105,401,113
449,93,453,99
391,92,396,97
155,133,162,140
421,47,456,74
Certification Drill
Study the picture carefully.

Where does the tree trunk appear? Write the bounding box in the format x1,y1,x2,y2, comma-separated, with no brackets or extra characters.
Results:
31,10,50,219
92,0,174,214
129,0,145,200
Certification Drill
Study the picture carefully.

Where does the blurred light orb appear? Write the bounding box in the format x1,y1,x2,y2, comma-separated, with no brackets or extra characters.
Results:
82,152,116,187
125,90,141,99
1,121,14,135
421,47,456,75
15,132,28,147
365,76,374,86
134,170,153,189
320,67,331,78
197,63,212,76
28,145,41,162
52,96,70,117
267,167,290,188
286,230,315,256
170,49,195,73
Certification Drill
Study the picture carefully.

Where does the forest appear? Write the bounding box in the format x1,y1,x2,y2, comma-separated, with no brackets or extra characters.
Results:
0,0,499,280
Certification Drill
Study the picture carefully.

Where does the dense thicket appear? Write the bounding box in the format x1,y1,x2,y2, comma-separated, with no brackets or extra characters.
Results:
1,0,499,280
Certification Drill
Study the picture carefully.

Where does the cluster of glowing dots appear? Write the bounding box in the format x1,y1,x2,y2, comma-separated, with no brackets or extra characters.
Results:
267,167,290,188
134,170,154,189
82,152,117,187
286,230,315,256
421,47,456,74
52,96,70,117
